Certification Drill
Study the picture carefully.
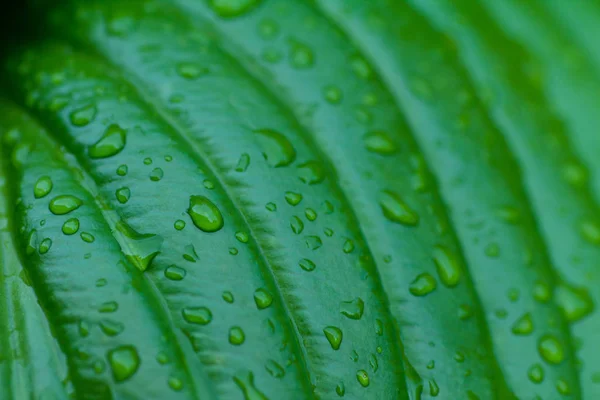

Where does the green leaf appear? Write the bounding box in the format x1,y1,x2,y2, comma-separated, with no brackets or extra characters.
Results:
1,0,599,399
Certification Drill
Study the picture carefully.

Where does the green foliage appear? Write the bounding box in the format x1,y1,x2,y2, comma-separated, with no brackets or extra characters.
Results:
1,0,600,399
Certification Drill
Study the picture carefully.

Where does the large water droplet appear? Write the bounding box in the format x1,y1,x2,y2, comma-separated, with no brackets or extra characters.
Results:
409,273,437,296
538,335,565,365
182,307,212,325
254,129,296,167
187,195,224,232
340,298,364,320
108,345,140,382
89,124,126,159
323,326,343,350
209,0,262,18
432,245,461,287
49,195,82,215
379,191,419,226
33,176,53,199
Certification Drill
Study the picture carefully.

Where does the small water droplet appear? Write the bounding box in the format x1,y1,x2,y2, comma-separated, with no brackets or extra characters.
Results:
89,124,126,159
336,382,345,397
78,320,90,337
62,218,80,235
528,363,544,383
305,235,322,250
33,176,53,199
209,0,262,18
297,161,325,185
369,354,378,372
108,345,139,382
323,85,343,104
285,192,303,206
100,319,124,336
182,307,212,325
70,104,97,127
164,265,186,281
233,371,268,400
429,379,439,396
81,232,95,243
49,195,82,215
39,238,52,254
236,153,251,172
350,55,373,79
511,313,534,335
555,281,594,323
188,195,224,232
409,273,437,296
533,280,552,303
174,220,186,230
143,157,153,165
99,301,118,313
168,376,184,391
203,179,215,190
254,288,273,309
266,202,277,211
258,19,279,39
255,129,296,167
176,63,208,80
235,231,249,243
299,258,316,272
290,216,304,234
379,191,419,226
116,164,128,176
432,245,461,287
363,131,398,155
156,352,169,365
149,168,164,181
116,187,131,204
323,326,343,350
485,243,500,258
222,291,235,303
265,360,285,378
229,326,245,345
343,239,355,254
356,370,370,387
340,298,364,320
289,41,314,68
538,335,565,364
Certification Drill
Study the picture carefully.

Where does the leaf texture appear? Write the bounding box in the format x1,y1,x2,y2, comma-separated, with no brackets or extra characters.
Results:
0,0,599,399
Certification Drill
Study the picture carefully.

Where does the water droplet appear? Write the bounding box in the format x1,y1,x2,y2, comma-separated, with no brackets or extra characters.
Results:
562,162,588,188
432,245,461,287
555,281,594,323
100,319,124,336
70,104,97,127
229,247,239,255
340,298,364,320
25,230,37,255
305,235,322,250
533,280,552,303
369,354,378,372
458,304,473,320
336,382,345,397
174,220,186,230
290,216,304,234
299,258,316,272
236,153,251,172
39,238,52,254
149,168,164,181
182,307,212,325
223,291,234,303
168,376,184,391
254,288,273,309
528,363,544,384
356,370,370,387
99,301,118,313
33,176,53,199
323,85,343,104
538,335,565,364
115,221,162,271
203,179,215,190
485,243,500,258
297,161,325,185
156,352,169,365
234,231,249,243
233,371,268,400
323,326,343,350
266,202,277,211
188,195,224,232
49,195,82,215
116,187,131,204
254,129,296,167
511,313,534,335
62,218,80,235
143,157,153,166
343,239,355,254
289,41,314,68
363,131,398,155
78,320,90,337
116,164,128,176
302,209,317,222
324,228,334,237
176,63,208,80
229,326,245,345
496,206,520,224
108,345,139,382
209,0,262,18
375,319,383,336
285,192,303,206
258,19,279,39
265,360,285,378
580,220,600,245
454,351,465,363
409,273,437,296
164,265,186,281
88,124,126,159
379,191,419,226
350,55,373,79
81,232,95,243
